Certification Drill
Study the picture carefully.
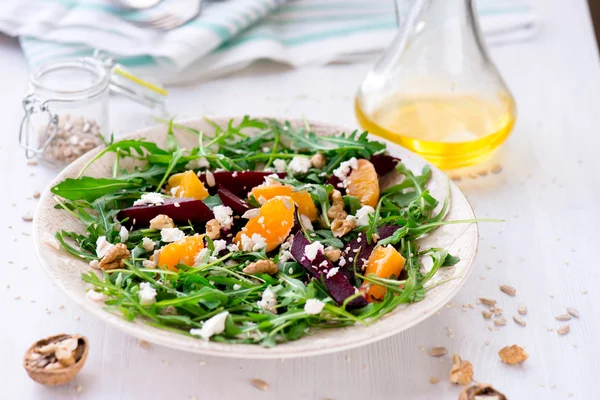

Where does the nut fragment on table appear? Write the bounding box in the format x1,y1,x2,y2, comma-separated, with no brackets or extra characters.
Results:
23,333,89,385
450,354,473,385
459,383,507,400
498,344,528,365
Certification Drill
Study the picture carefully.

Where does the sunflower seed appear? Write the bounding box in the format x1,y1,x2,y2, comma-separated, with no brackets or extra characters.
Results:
567,307,580,318
429,377,439,384
21,213,33,222
494,317,507,326
494,308,504,316
513,316,526,326
482,310,493,319
480,297,497,307
518,304,527,315
557,325,570,335
500,285,516,296
555,314,572,321
251,378,269,391
429,346,447,357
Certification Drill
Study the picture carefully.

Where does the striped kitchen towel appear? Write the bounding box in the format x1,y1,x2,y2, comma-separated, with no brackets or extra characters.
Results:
0,0,539,84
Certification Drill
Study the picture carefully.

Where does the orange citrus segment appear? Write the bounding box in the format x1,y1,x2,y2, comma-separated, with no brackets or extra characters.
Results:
168,170,209,200
362,245,406,302
250,184,293,201
251,183,318,221
346,159,380,208
235,196,295,252
157,234,204,271
291,191,319,221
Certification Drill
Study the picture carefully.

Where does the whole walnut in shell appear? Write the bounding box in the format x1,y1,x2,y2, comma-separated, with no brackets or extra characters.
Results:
23,334,89,385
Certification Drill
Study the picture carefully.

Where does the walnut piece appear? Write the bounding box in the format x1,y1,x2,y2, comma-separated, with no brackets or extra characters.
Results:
327,190,347,220
149,214,175,230
98,243,130,270
310,153,326,169
205,219,221,240
331,217,357,238
498,344,528,365
324,248,341,262
459,384,507,400
243,260,279,275
24,334,89,386
450,354,473,385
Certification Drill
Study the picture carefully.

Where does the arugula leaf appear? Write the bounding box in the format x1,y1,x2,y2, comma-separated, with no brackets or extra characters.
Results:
51,177,145,202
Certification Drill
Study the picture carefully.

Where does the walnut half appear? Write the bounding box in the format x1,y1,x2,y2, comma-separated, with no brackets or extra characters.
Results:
459,384,507,400
327,190,347,220
331,217,357,238
23,334,89,386
205,219,221,240
498,344,528,365
243,260,279,275
450,354,473,386
98,243,130,270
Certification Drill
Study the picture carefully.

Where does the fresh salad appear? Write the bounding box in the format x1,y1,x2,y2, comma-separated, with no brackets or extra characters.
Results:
51,117,463,347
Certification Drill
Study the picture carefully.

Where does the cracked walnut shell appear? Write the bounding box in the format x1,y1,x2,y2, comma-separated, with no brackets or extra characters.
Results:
459,384,507,400
498,344,528,365
24,334,89,386
450,354,473,386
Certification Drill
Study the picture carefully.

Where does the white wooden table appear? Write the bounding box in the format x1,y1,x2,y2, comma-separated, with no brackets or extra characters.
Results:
1,0,599,398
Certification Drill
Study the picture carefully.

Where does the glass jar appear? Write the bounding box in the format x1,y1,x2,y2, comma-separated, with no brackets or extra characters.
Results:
20,52,168,166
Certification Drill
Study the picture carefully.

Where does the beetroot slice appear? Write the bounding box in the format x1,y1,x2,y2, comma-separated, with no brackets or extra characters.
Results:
217,186,252,214
339,225,401,279
326,175,346,195
118,197,214,228
198,171,286,197
370,154,400,176
291,234,367,308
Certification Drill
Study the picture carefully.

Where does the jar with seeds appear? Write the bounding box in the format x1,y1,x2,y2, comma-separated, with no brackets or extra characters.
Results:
19,52,167,166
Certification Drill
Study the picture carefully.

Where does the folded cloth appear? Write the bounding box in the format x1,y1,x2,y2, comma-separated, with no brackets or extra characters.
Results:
0,0,539,84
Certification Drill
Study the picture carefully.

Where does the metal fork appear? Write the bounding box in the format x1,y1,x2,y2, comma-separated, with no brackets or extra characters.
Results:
140,0,203,30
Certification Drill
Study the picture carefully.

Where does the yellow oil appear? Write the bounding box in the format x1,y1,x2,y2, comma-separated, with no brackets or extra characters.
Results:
355,95,516,169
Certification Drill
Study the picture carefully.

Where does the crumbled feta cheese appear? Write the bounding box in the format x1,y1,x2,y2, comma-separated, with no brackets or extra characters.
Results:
242,208,261,219
227,243,240,252
355,205,375,226
299,214,313,231
339,257,347,267
213,205,233,229
119,226,129,243
133,193,164,206
281,241,291,251
194,248,211,265
170,186,180,196
96,236,115,258
346,214,358,224
87,290,108,302
264,173,280,186
141,237,156,252
326,267,339,278
304,241,324,261
233,284,242,290
332,157,358,185
278,250,292,265
319,260,328,268
190,311,229,340
138,282,157,305
212,239,227,256
288,267,294,274
304,299,325,315
257,287,278,314
288,156,312,175
142,260,156,268
281,197,292,210
186,157,210,170
257,216,265,224
273,159,287,173
160,227,185,243
262,146,270,153
240,233,267,252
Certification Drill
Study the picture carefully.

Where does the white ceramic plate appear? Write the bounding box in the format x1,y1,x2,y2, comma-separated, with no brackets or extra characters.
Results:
33,117,478,359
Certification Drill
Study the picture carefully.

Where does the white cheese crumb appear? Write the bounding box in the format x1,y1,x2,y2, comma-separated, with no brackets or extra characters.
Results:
288,267,294,274
86,290,108,302
264,173,280,186
205,170,216,187
138,282,157,305
194,248,211,265
299,214,313,231
273,159,287,173
355,205,375,226
332,157,358,186
160,228,185,243
304,241,324,261
213,205,233,229
304,299,325,315
257,196,267,205
339,257,347,267
257,287,278,314
212,239,227,256
141,237,156,252
133,193,164,206
142,260,156,268
190,311,229,340
170,186,180,196
319,260,329,268
288,156,312,175
233,284,242,290
119,226,129,243
96,236,115,258
279,250,292,265
326,267,339,278
242,208,260,219
240,233,267,252
227,243,240,252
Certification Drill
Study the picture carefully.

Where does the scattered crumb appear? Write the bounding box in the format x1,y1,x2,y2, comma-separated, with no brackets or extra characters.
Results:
567,307,579,318
482,310,492,319
557,325,570,336
198,361,207,365
429,346,448,357
251,378,269,391
21,213,34,222
139,340,150,349
499,344,529,365
480,298,496,307
485,340,490,345
513,316,526,326
500,284,516,296
75,316,80,321
555,314,572,321
58,304,65,309
162,360,170,366
494,317,507,326
33,191,41,199
75,385,83,393
518,304,527,315
429,377,439,384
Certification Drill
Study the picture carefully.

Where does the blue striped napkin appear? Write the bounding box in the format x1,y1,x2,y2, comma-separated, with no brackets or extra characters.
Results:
0,0,539,84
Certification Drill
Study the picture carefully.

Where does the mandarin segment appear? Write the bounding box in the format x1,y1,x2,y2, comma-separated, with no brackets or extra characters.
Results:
362,245,406,302
157,234,205,271
291,191,319,221
251,183,318,221
235,196,295,252
169,170,209,200
346,159,380,207
250,184,292,201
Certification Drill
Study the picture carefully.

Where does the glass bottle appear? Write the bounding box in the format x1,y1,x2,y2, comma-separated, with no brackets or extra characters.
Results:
355,0,516,170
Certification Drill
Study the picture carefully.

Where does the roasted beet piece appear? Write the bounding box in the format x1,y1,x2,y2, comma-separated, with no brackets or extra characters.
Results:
118,197,214,228
291,234,367,308
339,225,401,279
217,186,252,214
326,175,346,195
198,171,286,197
370,154,400,176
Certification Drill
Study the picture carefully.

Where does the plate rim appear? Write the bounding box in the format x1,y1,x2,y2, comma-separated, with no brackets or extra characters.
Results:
33,116,479,359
